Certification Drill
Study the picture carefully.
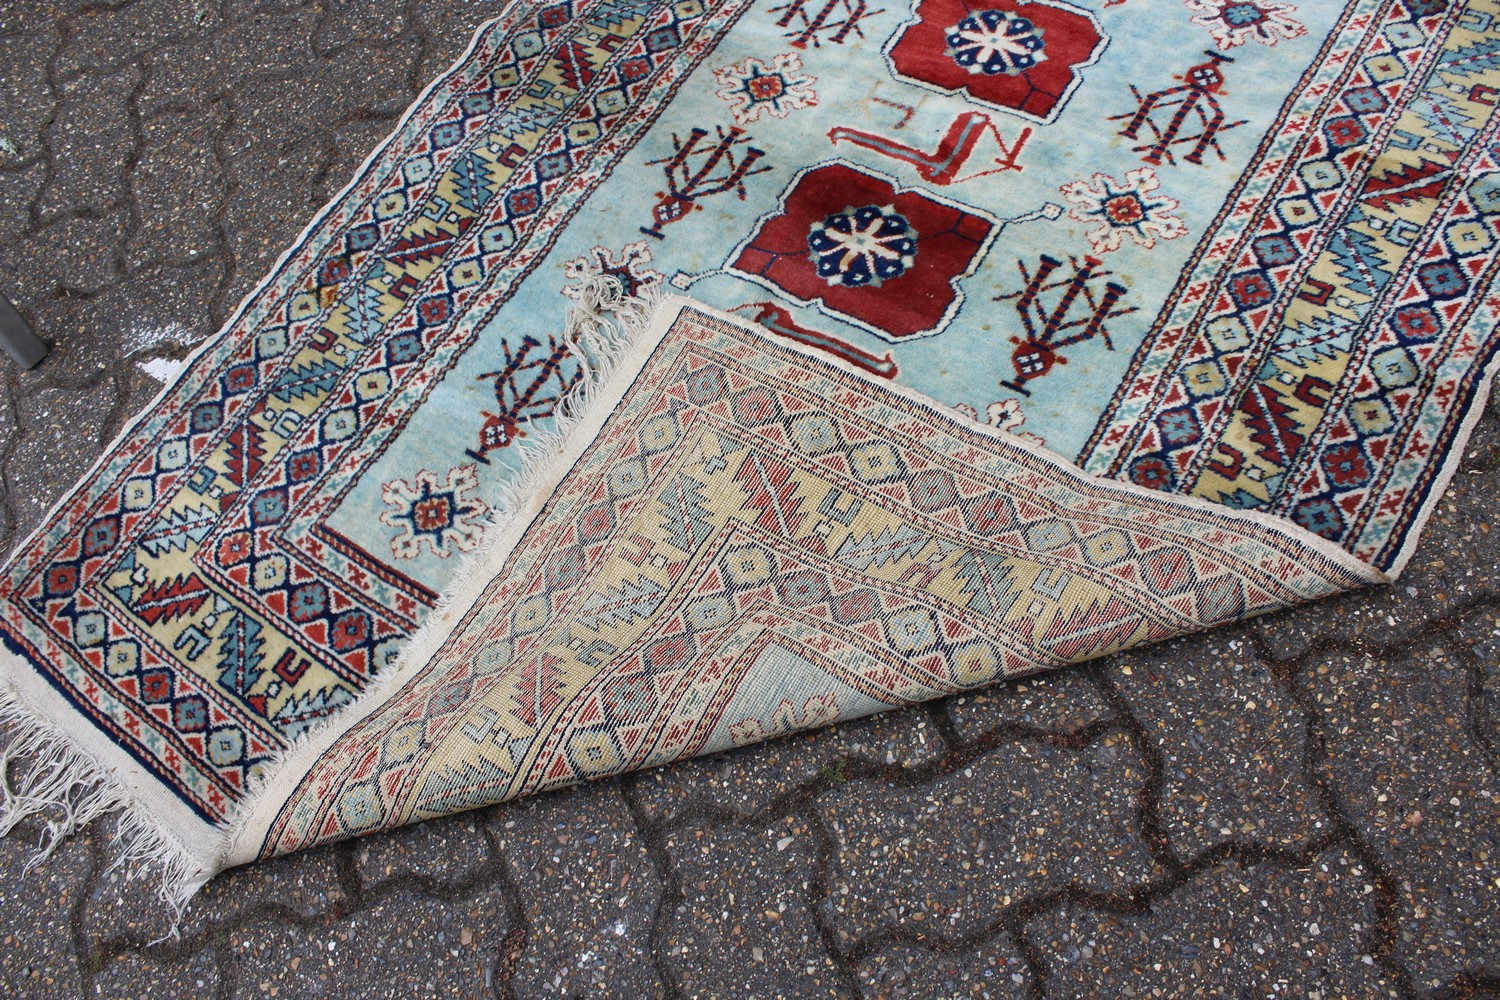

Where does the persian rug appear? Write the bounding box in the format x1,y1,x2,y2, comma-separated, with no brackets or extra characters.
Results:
0,0,1495,910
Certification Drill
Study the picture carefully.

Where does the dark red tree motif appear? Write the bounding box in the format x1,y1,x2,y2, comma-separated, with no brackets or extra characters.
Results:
769,0,884,48
1109,51,1247,166
467,334,582,464
995,254,1136,394
641,126,770,239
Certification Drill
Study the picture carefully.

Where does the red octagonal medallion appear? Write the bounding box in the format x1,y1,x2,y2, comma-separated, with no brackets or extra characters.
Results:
727,161,998,341
884,0,1107,124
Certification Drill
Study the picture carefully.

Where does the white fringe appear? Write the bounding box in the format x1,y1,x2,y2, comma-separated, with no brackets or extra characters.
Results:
0,0,550,920
424,274,667,620
0,273,660,919
0,682,209,932
220,275,669,865
0,273,660,926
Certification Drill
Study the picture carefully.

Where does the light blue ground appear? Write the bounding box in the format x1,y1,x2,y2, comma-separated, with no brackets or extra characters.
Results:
328,0,1342,590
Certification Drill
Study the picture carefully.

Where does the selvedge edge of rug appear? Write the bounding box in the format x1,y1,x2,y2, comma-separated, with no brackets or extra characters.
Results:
0,0,1494,914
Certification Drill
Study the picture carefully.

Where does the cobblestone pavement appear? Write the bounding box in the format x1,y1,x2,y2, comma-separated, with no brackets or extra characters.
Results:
0,2,1496,997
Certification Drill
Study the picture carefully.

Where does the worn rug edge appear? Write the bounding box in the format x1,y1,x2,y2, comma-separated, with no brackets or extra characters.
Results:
1383,344,1500,578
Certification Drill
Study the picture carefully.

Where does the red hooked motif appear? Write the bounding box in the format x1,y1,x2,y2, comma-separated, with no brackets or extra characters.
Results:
828,111,1032,185
734,302,899,378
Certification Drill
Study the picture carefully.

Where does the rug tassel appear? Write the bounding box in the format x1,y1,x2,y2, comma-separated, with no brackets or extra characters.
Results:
0,682,211,934
424,273,666,621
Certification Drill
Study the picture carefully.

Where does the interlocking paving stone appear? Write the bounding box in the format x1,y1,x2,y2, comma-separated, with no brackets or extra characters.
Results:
27,256,219,379
1310,641,1500,992
92,946,221,1000
215,71,391,311
631,711,942,827
226,883,512,999
0,208,130,305
0,377,19,535
39,64,143,220
128,103,231,269
85,842,347,948
315,119,412,207
488,783,662,997
946,666,1113,739
660,820,846,998
1026,845,1398,998
1471,622,1500,762
7,384,120,531
314,38,423,120
0,28,60,166
819,735,1162,944
0,820,90,999
317,0,413,51
0,161,46,246
356,813,495,888
854,939,1033,999
139,10,323,116
1109,627,1333,856
54,0,211,81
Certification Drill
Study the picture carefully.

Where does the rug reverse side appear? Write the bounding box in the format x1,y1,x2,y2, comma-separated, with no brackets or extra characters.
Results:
229,300,1380,861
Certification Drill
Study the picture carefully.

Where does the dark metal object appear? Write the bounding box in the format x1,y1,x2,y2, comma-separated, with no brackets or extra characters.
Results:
0,296,47,369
